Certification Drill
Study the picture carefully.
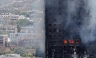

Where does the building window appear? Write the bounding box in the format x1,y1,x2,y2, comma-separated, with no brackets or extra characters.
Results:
49,24,52,27
53,24,56,26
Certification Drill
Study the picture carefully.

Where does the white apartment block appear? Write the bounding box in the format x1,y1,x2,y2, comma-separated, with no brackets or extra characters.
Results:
10,33,44,42
0,19,10,25
0,25,17,33
0,13,27,20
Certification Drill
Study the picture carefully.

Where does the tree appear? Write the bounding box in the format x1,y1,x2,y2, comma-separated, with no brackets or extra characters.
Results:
17,25,21,32
13,10,21,15
16,19,33,26
14,47,29,57
14,47,34,57
4,51,14,54
20,12,30,17
13,11,30,17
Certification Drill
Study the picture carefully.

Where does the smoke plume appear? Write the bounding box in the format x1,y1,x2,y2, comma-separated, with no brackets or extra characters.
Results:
61,0,96,43
80,0,96,43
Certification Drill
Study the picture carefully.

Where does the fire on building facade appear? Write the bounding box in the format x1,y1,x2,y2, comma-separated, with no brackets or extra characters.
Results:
45,0,95,58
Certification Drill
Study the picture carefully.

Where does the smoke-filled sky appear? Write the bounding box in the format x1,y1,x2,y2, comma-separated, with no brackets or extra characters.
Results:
59,0,96,43
80,0,96,43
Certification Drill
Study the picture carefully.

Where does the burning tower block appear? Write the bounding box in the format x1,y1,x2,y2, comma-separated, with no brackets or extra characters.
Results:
45,0,89,58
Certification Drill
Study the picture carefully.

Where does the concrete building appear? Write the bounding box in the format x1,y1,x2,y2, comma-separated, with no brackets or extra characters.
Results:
10,15,19,20
18,15,26,19
0,13,27,20
0,35,8,47
0,15,10,25
0,54,32,58
18,38,43,47
45,0,89,58
20,26,44,33
20,26,35,33
5,54,21,57
0,25,17,33
10,33,43,42
0,19,10,25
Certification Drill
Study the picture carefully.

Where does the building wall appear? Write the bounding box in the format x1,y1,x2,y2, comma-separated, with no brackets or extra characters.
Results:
0,19,10,25
0,13,26,20
0,25,17,33
45,0,66,58
0,35,8,47
45,0,88,58
10,33,43,42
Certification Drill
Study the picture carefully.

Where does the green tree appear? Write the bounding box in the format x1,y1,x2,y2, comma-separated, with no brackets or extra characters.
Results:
13,11,30,17
4,51,14,54
21,12,30,17
25,13,30,17
22,53,30,57
16,19,33,26
14,47,34,57
17,25,21,32
13,10,22,15
14,47,29,57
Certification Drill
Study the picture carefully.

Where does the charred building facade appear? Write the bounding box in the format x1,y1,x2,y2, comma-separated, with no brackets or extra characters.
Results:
45,0,65,58
45,0,90,58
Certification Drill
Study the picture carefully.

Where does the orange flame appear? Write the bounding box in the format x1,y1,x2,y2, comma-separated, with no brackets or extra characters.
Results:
69,39,74,44
63,40,67,44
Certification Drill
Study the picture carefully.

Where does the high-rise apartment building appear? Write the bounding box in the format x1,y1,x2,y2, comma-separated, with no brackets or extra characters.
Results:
45,0,66,58
45,0,89,58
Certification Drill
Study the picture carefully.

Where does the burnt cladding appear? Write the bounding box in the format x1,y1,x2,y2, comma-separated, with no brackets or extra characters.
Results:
45,0,66,58
45,0,89,58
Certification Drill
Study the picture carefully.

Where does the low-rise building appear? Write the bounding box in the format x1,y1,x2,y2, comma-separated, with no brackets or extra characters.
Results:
0,13,27,20
0,25,17,33
5,54,21,57
9,33,44,47
20,26,35,33
18,15,26,19
11,15,19,20
0,54,32,58
0,35,8,47
18,38,43,47
0,19,10,25
10,33,43,41
0,15,10,25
